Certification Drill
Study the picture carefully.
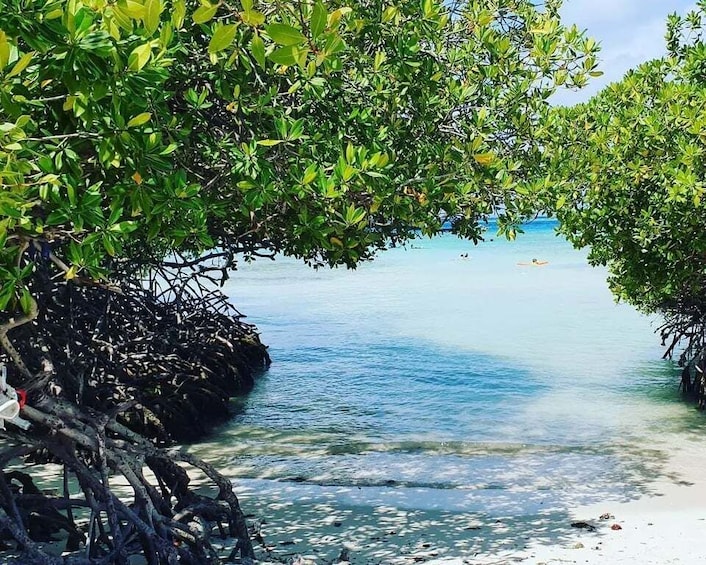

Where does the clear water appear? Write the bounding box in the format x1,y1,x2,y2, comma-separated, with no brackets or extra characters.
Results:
190,218,706,515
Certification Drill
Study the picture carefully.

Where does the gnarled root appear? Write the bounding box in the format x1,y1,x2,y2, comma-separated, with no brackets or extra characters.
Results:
0,397,255,564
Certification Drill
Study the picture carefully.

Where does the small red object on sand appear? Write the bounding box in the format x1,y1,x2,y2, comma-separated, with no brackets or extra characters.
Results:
611,524,622,531
16,389,26,409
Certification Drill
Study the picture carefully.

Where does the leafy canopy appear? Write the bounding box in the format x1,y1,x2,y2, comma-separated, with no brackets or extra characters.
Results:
0,0,598,314
544,2,706,319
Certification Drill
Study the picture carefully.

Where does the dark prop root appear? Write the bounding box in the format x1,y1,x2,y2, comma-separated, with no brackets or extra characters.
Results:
4,279,270,444
0,398,255,564
0,257,271,563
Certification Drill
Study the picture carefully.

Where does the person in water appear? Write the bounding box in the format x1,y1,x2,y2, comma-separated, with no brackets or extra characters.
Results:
517,258,549,266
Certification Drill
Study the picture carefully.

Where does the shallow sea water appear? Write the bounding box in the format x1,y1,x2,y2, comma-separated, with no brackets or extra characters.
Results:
190,218,706,520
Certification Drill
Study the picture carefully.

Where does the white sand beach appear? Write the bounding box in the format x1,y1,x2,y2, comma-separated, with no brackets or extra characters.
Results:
237,435,706,564
523,441,706,565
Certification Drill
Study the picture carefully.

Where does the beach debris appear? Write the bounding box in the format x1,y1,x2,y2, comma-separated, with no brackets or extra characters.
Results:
611,524,623,530
571,521,596,531
572,542,585,549
599,512,615,520
0,364,30,430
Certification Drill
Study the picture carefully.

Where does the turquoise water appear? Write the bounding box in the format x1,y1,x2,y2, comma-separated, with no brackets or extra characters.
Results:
192,218,706,514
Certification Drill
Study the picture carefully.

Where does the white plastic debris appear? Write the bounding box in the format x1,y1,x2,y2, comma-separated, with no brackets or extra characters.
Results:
0,364,30,430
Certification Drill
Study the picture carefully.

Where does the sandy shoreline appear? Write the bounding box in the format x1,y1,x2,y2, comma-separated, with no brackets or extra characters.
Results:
235,436,706,564
4,432,705,564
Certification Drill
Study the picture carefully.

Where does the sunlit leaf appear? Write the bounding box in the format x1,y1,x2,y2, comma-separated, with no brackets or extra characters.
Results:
266,23,306,46
7,52,34,78
208,24,238,54
193,3,218,24
127,112,152,128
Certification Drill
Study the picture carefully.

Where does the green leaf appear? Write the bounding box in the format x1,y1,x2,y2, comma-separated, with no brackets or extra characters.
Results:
46,7,64,20
241,10,265,26
46,210,70,225
19,287,33,315
256,139,283,146
111,5,133,31
327,7,351,28
344,204,366,225
323,33,344,56
294,45,309,68
144,0,162,35
0,41,10,71
119,0,146,19
381,6,397,23
108,206,123,225
7,52,34,78
473,152,495,166
127,112,152,128
102,234,116,256
310,2,327,39
193,3,218,24
266,23,307,46
159,22,173,48
269,46,297,66
128,43,151,71
302,166,317,185
208,24,238,54
172,0,186,28
0,283,14,311
110,221,139,233
251,34,266,67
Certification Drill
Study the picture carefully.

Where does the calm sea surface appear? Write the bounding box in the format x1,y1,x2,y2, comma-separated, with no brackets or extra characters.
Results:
191,218,706,515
